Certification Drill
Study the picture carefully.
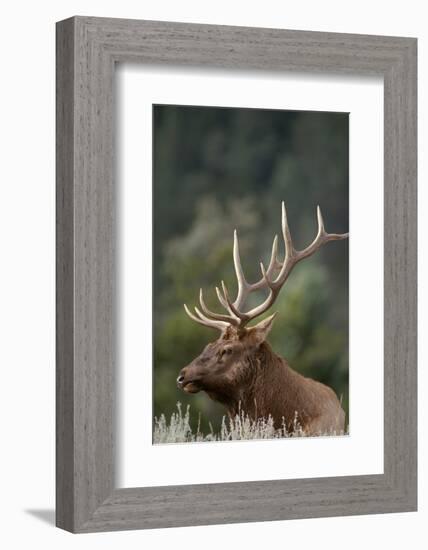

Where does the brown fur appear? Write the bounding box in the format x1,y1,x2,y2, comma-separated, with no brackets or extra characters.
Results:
177,321,345,436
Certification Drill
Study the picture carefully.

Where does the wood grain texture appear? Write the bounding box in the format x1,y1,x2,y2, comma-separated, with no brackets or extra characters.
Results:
56,18,75,532
56,16,417,533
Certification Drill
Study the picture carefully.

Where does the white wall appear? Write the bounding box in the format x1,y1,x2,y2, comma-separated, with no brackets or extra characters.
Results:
0,1,424,548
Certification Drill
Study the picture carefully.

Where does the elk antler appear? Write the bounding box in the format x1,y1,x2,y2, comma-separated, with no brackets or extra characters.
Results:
184,202,348,331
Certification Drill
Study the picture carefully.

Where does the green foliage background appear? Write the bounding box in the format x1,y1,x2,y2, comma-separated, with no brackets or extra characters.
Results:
153,105,349,433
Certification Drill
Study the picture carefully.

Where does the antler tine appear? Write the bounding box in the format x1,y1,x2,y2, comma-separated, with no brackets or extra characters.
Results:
195,305,231,330
293,205,349,262
268,202,297,291
199,288,239,326
243,288,277,321
183,304,229,332
215,285,229,310
281,201,295,260
267,234,280,272
221,280,248,322
260,261,274,289
232,232,280,310
238,260,277,320
233,230,249,307
314,205,348,241
213,281,241,320
317,204,325,234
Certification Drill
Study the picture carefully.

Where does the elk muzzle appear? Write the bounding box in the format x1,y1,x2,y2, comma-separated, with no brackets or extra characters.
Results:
176,367,202,393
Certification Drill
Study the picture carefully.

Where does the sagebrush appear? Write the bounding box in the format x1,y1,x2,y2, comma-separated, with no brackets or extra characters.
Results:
153,402,346,444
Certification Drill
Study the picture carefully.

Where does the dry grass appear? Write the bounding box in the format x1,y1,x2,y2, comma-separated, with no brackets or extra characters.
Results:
153,402,346,444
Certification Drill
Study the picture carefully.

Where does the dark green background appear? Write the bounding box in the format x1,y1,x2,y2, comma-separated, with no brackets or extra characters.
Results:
153,104,349,432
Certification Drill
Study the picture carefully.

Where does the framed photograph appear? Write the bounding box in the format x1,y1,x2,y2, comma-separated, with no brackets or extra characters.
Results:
151,104,350,445
56,16,417,532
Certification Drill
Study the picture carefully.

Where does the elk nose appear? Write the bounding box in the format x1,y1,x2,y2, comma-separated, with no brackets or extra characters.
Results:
176,374,185,387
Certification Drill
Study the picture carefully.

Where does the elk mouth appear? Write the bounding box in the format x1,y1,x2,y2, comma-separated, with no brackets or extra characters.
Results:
183,381,202,394
180,380,202,394
177,371,202,393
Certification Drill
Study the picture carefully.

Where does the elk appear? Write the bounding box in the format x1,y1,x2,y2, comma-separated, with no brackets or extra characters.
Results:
177,203,348,436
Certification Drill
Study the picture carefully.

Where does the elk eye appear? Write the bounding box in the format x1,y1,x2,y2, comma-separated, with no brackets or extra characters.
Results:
221,347,233,357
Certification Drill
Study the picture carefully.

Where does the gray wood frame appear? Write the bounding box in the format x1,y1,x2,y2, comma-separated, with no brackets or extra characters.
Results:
56,16,417,533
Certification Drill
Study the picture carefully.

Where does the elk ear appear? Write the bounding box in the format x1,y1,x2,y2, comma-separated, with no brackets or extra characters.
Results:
246,313,277,346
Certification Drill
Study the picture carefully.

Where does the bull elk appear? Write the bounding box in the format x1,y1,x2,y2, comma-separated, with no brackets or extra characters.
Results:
177,203,348,436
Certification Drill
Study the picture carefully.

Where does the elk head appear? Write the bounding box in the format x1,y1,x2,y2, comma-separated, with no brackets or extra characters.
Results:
177,202,348,404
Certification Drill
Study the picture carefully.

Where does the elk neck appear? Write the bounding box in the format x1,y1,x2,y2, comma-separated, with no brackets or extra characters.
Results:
212,341,293,422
